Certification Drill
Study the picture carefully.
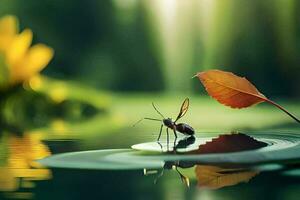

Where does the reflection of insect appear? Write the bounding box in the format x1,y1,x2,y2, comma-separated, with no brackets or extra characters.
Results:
134,98,195,141
144,161,191,187
157,134,195,152
144,136,196,187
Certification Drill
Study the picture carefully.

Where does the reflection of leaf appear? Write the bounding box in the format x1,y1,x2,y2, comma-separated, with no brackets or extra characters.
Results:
195,165,258,189
190,133,267,154
196,70,300,123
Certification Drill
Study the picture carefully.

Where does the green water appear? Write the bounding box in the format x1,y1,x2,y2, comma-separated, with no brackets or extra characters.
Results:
1,94,300,200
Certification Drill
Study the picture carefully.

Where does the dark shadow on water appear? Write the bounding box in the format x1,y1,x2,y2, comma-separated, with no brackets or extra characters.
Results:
188,133,268,154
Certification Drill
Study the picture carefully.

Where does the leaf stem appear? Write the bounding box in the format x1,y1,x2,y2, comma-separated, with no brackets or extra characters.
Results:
264,98,300,124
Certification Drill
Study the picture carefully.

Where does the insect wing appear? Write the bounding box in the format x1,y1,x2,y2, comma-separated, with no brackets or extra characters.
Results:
175,98,189,122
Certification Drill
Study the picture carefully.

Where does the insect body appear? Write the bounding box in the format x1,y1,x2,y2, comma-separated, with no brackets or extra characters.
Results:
135,98,195,141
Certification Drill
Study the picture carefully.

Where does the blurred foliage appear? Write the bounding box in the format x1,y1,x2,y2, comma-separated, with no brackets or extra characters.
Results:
0,0,164,91
0,0,298,96
0,1,299,139
29,93,300,148
0,76,110,132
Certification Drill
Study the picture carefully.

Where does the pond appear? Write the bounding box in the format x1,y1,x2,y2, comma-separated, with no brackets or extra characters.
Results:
0,95,300,200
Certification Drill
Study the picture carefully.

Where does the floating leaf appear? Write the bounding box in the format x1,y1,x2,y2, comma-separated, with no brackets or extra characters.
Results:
195,70,300,123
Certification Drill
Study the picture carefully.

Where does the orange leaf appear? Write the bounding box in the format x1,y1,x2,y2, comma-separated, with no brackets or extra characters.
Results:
196,69,300,123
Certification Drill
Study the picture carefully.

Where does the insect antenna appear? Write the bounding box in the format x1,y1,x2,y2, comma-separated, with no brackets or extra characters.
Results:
152,102,165,119
133,117,161,127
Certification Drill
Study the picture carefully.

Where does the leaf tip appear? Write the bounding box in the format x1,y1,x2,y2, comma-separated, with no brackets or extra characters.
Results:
191,73,199,79
192,71,207,79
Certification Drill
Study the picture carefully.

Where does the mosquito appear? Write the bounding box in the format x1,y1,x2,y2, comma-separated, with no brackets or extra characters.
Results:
134,98,195,141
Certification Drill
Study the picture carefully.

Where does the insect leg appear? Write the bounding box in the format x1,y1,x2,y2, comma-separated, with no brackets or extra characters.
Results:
166,128,169,150
157,124,163,141
175,166,190,187
173,137,178,153
173,127,178,138
157,141,163,152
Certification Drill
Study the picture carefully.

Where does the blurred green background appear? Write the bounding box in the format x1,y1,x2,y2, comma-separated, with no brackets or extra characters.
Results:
0,1,300,199
1,0,299,96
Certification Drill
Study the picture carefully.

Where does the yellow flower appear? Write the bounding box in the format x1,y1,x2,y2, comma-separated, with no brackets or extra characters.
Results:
0,15,54,85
